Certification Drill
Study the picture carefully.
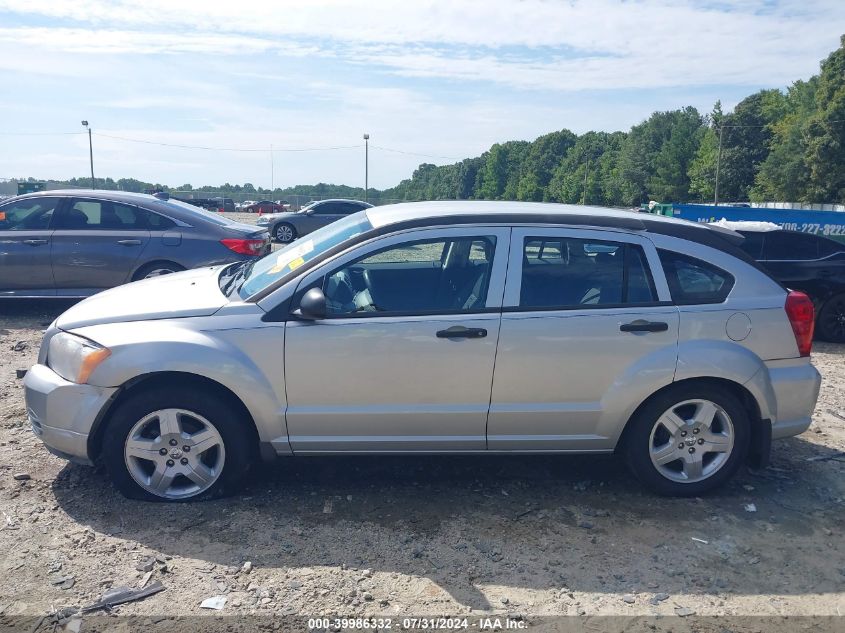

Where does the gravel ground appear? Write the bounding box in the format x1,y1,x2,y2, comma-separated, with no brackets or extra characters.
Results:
1,220,844,629
0,300,843,630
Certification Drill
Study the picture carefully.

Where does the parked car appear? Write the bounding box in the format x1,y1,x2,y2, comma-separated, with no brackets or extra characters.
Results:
257,198,373,243
733,228,845,343
24,201,820,501
244,200,283,214
0,190,270,297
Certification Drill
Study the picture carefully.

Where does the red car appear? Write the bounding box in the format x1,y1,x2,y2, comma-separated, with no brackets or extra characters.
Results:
244,200,285,214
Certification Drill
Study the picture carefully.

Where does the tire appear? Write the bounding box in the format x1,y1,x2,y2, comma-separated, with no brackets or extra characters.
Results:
623,383,750,496
274,223,296,243
101,387,253,502
816,292,845,343
133,261,185,281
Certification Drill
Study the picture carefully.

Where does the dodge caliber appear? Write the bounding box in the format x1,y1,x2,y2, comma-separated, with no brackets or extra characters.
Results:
24,202,821,500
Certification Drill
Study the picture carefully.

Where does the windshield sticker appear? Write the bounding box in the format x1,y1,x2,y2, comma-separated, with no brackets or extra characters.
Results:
269,240,315,271
288,257,305,271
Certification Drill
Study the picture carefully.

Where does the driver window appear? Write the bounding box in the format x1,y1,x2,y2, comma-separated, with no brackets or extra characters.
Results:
0,197,60,231
323,236,496,316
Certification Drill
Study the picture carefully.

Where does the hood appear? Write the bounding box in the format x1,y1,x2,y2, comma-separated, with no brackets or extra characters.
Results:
57,266,229,330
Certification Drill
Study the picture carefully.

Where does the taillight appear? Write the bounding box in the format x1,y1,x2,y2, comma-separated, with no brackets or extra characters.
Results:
785,290,815,357
218,207,225,213
221,238,267,255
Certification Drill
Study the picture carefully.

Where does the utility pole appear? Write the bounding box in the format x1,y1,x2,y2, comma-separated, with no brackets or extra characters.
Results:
363,133,369,203
714,124,724,206
81,120,95,189
270,144,274,193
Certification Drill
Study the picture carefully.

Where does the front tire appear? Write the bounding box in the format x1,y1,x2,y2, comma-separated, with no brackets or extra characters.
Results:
623,384,750,496
816,293,845,343
101,388,253,501
274,223,296,243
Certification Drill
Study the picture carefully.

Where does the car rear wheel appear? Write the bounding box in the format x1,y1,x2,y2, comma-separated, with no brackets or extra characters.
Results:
623,384,750,496
817,292,845,343
102,388,252,501
133,261,185,281
274,223,296,243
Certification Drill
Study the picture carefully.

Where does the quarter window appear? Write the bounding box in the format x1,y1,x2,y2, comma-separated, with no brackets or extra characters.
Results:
0,197,59,230
658,249,734,305
323,236,496,316
519,237,657,308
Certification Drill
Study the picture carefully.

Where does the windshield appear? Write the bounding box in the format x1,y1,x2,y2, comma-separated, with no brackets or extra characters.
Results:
237,212,373,299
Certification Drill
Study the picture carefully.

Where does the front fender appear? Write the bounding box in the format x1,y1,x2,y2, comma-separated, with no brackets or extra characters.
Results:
72,321,287,447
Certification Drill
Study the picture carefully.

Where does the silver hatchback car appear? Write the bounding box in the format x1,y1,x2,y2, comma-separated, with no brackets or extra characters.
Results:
24,202,821,501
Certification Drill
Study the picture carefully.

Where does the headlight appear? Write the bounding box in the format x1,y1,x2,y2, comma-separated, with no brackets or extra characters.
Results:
257,217,269,225
47,332,111,384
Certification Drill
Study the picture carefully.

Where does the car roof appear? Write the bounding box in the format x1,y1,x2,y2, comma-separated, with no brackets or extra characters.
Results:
9,189,171,205
364,200,744,249
311,198,373,206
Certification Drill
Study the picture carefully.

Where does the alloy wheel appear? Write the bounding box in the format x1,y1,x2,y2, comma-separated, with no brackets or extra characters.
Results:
820,295,845,342
648,399,734,483
275,224,294,243
123,408,226,500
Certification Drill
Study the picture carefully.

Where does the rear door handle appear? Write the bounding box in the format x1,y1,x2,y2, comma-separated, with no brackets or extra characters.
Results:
620,320,669,333
23,239,48,246
117,239,142,246
436,326,488,339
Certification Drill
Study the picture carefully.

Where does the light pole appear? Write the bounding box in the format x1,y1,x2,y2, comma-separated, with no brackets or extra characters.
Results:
363,133,369,203
81,120,95,189
714,124,725,206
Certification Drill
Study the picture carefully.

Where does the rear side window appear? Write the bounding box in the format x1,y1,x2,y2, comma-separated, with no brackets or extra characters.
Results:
519,237,657,309
658,250,734,305
58,199,149,230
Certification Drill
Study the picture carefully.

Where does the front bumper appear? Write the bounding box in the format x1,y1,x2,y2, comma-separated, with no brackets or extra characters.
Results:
24,364,117,466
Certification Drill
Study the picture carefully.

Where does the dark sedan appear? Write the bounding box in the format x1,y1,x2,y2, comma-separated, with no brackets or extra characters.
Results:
737,229,845,342
257,198,373,243
0,190,270,298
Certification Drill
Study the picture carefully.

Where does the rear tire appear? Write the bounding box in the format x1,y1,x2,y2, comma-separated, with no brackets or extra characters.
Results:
816,293,845,343
102,387,253,502
133,261,185,281
623,383,750,496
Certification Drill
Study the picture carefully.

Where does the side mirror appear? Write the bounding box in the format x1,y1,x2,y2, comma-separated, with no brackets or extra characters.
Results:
295,287,326,320
305,208,316,215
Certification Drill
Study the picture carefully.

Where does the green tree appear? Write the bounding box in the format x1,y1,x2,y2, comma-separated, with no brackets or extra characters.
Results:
804,35,845,203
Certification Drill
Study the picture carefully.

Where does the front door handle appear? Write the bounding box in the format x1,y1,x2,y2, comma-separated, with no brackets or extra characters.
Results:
117,239,142,246
620,320,669,333
23,239,48,246
436,326,488,339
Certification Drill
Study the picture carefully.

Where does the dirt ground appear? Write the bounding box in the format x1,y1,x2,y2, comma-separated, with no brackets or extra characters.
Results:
1,298,844,630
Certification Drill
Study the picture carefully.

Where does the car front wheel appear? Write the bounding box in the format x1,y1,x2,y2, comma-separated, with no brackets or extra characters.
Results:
623,384,750,496
101,388,252,501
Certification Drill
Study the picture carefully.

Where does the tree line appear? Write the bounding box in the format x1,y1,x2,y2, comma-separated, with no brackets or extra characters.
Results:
11,37,844,207
384,36,845,206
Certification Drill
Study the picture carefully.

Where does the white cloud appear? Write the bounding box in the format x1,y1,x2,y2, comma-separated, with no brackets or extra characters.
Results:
0,1,842,90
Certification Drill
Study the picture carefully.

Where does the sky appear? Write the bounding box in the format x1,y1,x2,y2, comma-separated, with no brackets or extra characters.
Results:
0,0,843,191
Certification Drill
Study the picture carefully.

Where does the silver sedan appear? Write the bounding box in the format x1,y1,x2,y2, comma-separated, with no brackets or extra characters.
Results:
24,202,821,501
